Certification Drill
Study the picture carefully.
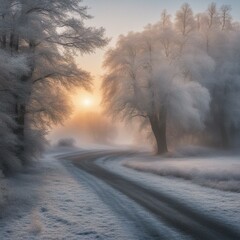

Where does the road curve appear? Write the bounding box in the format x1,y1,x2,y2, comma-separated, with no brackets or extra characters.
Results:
64,150,240,240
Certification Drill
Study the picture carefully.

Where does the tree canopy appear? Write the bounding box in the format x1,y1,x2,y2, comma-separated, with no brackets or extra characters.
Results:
0,0,108,174
102,2,240,154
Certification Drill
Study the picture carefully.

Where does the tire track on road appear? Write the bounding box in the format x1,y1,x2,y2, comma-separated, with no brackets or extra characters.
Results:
65,150,240,240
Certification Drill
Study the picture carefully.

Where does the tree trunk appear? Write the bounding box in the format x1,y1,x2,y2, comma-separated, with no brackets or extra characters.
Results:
1,34,6,49
15,72,33,164
1,15,6,49
14,104,26,161
149,108,168,155
219,84,230,148
9,33,28,162
9,33,19,52
219,115,230,148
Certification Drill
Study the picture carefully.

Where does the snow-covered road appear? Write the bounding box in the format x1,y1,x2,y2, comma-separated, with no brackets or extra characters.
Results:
0,150,186,240
68,150,240,240
1,148,239,239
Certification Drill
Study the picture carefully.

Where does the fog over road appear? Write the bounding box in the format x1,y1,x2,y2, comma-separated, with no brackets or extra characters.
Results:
63,150,240,240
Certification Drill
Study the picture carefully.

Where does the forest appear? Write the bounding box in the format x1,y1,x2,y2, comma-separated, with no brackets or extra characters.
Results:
102,3,240,154
1,1,240,175
0,1,240,239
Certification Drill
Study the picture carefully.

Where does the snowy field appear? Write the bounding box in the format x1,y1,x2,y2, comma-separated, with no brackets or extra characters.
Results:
97,150,240,230
123,151,240,193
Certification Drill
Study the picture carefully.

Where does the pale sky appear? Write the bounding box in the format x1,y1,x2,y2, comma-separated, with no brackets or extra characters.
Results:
79,0,240,73
75,0,240,109
56,0,240,141
86,0,240,39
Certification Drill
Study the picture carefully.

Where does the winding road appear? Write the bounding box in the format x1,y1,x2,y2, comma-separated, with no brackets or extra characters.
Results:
63,150,240,240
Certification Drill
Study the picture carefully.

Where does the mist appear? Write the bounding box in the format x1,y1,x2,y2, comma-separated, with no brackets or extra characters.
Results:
34,2,240,155
1,2,240,239
48,109,138,148
102,3,240,154
1,1,239,169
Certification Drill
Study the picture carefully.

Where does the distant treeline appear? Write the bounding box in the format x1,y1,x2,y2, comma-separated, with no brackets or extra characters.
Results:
102,3,240,154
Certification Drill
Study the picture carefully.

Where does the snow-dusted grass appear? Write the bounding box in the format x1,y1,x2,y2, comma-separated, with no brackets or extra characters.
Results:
123,152,240,193
1,150,184,240
97,151,240,230
1,147,239,239
0,153,136,239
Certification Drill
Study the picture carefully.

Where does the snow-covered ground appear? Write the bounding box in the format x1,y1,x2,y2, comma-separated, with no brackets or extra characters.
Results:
0,152,133,239
97,151,240,231
123,153,240,193
1,147,240,239
0,149,187,240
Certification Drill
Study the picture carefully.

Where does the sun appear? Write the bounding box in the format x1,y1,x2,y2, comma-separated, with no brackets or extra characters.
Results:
82,98,93,107
72,91,101,112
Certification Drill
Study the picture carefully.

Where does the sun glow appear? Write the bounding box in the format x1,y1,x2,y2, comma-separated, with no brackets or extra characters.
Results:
82,98,93,107
71,88,103,114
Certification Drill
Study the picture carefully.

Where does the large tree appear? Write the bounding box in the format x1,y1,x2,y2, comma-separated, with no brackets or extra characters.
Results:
102,2,240,152
102,14,211,154
0,0,107,173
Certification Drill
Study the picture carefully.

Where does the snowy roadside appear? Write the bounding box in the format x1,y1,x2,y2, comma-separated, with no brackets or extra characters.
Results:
1,148,239,239
97,153,240,230
123,154,240,192
0,149,188,240
0,152,135,240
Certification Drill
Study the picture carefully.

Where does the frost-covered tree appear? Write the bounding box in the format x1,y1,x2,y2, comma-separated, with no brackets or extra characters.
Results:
220,5,232,31
0,51,29,174
192,3,240,147
207,2,220,29
102,14,211,154
204,30,240,147
103,3,240,153
175,3,195,36
0,0,107,171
